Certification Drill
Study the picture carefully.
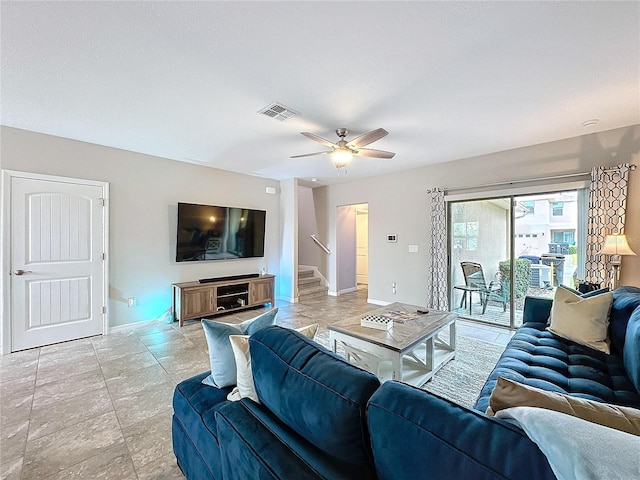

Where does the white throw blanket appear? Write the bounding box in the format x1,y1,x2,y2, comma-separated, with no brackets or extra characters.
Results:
496,406,640,480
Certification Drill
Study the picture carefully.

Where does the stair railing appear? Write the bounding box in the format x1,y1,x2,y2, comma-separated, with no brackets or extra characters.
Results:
310,235,331,254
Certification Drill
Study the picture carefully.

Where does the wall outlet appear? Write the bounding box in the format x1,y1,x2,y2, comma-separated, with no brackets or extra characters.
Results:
127,297,137,307
408,244,419,253
392,282,397,294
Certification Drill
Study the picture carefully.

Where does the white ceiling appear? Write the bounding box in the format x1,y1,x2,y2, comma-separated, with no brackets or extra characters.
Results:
2,1,639,185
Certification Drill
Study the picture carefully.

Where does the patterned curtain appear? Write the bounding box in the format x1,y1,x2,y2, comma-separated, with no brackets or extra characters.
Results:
426,188,448,310
584,164,632,285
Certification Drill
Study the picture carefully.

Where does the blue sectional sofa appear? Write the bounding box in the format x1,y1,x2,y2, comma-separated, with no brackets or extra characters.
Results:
368,286,640,480
173,326,380,480
172,286,640,480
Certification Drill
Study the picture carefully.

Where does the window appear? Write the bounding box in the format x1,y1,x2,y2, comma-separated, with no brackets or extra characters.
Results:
453,221,479,251
552,230,575,245
522,200,535,214
552,202,564,216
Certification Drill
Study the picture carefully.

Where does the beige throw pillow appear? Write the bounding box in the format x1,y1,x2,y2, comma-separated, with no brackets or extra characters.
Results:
227,324,320,403
488,377,640,436
547,285,613,354
229,335,259,403
295,323,319,340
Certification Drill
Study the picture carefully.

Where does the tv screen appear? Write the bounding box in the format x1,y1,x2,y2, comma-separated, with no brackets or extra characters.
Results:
176,203,266,262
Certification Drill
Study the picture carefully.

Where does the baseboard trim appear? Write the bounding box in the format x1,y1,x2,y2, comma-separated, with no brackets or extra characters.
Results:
337,287,357,295
367,298,392,306
276,295,298,304
109,317,160,334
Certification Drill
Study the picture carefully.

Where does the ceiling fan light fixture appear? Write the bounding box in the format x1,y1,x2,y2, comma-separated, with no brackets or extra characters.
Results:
331,149,353,168
291,127,394,165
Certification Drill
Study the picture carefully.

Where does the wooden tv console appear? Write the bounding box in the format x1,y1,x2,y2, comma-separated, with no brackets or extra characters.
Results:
172,274,275,327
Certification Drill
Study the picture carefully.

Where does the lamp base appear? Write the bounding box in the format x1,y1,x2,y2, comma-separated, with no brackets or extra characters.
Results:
610,261,621,290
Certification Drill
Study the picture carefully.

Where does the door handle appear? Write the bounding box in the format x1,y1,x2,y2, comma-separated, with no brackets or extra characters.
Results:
14,269,32,276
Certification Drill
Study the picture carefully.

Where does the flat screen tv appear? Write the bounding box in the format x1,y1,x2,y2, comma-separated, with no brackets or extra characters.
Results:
176,203,266,262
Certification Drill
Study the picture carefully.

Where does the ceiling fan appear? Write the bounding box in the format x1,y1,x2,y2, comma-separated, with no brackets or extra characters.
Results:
291,128,395,168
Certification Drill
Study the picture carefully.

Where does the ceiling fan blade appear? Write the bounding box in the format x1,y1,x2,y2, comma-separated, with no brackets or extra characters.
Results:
355,148,395,159
290,151,330,159
301,132,337,148
347,128,389,148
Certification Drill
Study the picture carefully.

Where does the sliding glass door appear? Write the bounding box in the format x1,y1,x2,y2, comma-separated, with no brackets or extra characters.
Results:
450,199,513,327
449,190,582,328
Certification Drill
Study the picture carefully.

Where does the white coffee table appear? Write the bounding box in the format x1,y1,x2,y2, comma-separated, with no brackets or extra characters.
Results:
328,303,457,386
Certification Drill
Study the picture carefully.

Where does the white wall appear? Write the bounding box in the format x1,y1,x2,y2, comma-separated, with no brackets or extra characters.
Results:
3,124,638,328
1,126,281,327
278,178,297,302
318,125,640,306
297,186,324,269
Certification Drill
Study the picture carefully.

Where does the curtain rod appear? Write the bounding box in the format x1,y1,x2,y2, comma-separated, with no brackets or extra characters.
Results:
426,164,636,194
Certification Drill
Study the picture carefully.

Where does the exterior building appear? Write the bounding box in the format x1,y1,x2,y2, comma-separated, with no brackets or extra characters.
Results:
515,192,578,257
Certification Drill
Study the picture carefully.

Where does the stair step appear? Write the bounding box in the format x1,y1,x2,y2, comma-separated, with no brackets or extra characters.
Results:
299,286,329,301
298,269,314,279
299,284,328,295
298,276,321,286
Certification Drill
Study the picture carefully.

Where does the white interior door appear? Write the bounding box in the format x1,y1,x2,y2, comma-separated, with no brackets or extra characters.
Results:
9,173,107,352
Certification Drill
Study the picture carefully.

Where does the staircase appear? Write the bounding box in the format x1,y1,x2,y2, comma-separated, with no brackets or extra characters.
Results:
298,268,328,302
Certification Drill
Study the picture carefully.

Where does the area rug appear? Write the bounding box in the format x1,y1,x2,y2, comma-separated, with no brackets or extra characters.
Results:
315,331,504,409
420,335,504,408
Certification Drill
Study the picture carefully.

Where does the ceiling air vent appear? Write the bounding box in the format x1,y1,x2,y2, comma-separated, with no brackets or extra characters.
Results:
258,102,298,121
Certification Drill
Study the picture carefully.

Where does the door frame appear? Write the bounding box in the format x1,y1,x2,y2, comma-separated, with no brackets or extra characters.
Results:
1,170,110,354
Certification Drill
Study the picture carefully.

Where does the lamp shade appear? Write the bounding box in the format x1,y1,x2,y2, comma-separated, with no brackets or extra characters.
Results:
601,234,637,256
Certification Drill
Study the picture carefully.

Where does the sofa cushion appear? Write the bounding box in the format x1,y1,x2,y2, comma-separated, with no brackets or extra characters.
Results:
488,377,640,435
611,286,640,354
172,416,215,480
249,326,380,471
624,307,640,393
522,296,553,325
216,399,370,479
547,285,613,354
172,371,233,480
474,321,640,413
367,381,555,480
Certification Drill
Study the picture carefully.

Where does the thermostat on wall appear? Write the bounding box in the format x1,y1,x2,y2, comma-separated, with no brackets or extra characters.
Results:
387,234,397,243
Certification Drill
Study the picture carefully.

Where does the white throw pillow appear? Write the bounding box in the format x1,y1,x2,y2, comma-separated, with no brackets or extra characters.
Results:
227,324,320,403
547,285,613,354
229,335,259,403
496,406,640,480
226,386,242,402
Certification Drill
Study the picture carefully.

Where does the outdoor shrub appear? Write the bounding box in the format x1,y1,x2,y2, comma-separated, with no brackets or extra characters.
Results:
568,245,577,255
499,259,532,298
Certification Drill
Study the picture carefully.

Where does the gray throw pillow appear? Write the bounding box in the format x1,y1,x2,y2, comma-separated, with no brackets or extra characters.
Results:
201,308,278,388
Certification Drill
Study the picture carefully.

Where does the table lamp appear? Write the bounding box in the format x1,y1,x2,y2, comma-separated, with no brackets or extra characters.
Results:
600,233,637,289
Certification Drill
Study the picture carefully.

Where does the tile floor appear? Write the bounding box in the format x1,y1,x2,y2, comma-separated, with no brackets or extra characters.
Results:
0,289,513,480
